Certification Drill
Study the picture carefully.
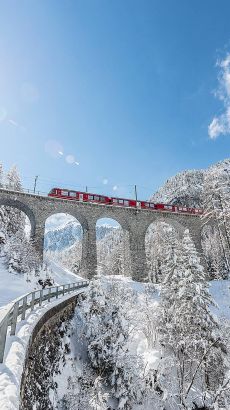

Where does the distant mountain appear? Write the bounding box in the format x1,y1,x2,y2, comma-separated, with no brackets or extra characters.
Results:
44,221,116,252
150,158,230,208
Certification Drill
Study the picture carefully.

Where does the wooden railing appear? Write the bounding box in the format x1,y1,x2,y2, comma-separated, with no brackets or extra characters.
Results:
0,280,88,363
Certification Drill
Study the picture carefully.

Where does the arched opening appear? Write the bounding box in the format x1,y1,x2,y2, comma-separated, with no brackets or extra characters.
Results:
0,199,35,239
145,221,179,283
44,213,83,277
0,202,39,281
96,218,131,276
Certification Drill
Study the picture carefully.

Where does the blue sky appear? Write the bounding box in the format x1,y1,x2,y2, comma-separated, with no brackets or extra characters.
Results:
0,0,230,201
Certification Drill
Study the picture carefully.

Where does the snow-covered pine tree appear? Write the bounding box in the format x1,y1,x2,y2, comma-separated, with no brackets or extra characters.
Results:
202,225,225,279
63,365,108,410
0,164,41,273
5,230,40,273
5,165,23,191
4,165,25,237
78,277,152,409
146,222,178,283
159,229,226,409
202,166,230,276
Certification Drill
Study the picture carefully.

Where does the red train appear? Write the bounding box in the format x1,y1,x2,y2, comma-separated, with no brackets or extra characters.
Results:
48,188,203,215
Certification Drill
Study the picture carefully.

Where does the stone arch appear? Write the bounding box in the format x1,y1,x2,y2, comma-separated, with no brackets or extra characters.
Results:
95,209,130,232
44,210,89,233
44,212,85,276
0,198,36,237
95,216,131,276
143,215,187,239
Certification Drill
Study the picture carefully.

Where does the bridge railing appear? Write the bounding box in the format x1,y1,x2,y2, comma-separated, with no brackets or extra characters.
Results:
0,280,88,363
23,188,48,196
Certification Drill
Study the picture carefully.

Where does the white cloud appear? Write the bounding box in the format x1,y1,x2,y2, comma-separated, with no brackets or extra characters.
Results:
208,117,225,139
103,178,108,185
113,185,118,191
209,53,230,139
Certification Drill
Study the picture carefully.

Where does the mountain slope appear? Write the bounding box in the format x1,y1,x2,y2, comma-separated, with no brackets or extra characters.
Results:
150,158,230,208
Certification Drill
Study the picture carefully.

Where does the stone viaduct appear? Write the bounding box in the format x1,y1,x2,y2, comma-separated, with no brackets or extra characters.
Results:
0,188,206,281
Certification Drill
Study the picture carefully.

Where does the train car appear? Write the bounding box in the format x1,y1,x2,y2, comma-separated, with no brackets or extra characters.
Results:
110,197,137,207
140,201,156,210
48,188,110,204
173,205,203,214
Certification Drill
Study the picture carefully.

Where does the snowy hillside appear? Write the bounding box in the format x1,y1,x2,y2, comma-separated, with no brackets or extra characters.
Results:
44,221,83,251
150,158,230,207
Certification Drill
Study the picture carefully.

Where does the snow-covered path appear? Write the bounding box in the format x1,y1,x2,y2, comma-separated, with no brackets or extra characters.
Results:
45,258,83,284
0,257,83,308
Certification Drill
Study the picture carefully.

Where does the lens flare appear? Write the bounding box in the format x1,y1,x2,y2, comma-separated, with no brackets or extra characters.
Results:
65,154,75,164
45,140,63,158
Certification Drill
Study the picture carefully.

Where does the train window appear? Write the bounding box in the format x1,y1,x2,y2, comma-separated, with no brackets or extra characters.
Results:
69,192,76,197
124,200,129,206
145,202,150,207
119,199,124,204
113,198,118,203
150,203,155,208
100,197,105,201
164,205,172,210
94,196,99,201
61,190,69,196
89,195,94,200
178,207,183,211
183,207,187,211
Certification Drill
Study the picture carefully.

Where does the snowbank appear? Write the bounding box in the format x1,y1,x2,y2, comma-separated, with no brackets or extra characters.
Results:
0,289,86,410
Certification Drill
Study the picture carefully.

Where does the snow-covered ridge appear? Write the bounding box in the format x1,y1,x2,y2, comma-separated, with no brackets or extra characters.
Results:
150,158,230,208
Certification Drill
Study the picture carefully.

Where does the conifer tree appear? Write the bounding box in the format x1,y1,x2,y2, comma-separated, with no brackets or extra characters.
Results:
202,166,230,275
4,166,25,236
159,229,226,408
5,165,23,191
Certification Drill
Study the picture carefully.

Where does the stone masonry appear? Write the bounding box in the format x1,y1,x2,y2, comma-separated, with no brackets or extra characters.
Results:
0,188,207,281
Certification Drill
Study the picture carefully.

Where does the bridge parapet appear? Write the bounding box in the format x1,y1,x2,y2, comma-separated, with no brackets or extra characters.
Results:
0,280,88,363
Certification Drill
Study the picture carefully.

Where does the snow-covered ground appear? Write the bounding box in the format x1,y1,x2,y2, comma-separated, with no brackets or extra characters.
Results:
0,261,35,308
0,257,83,308
0,288,87,410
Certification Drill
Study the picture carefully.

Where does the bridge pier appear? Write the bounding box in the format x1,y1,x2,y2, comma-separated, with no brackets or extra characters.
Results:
129,232,147,282
32,223,45,261
81,224,97,279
